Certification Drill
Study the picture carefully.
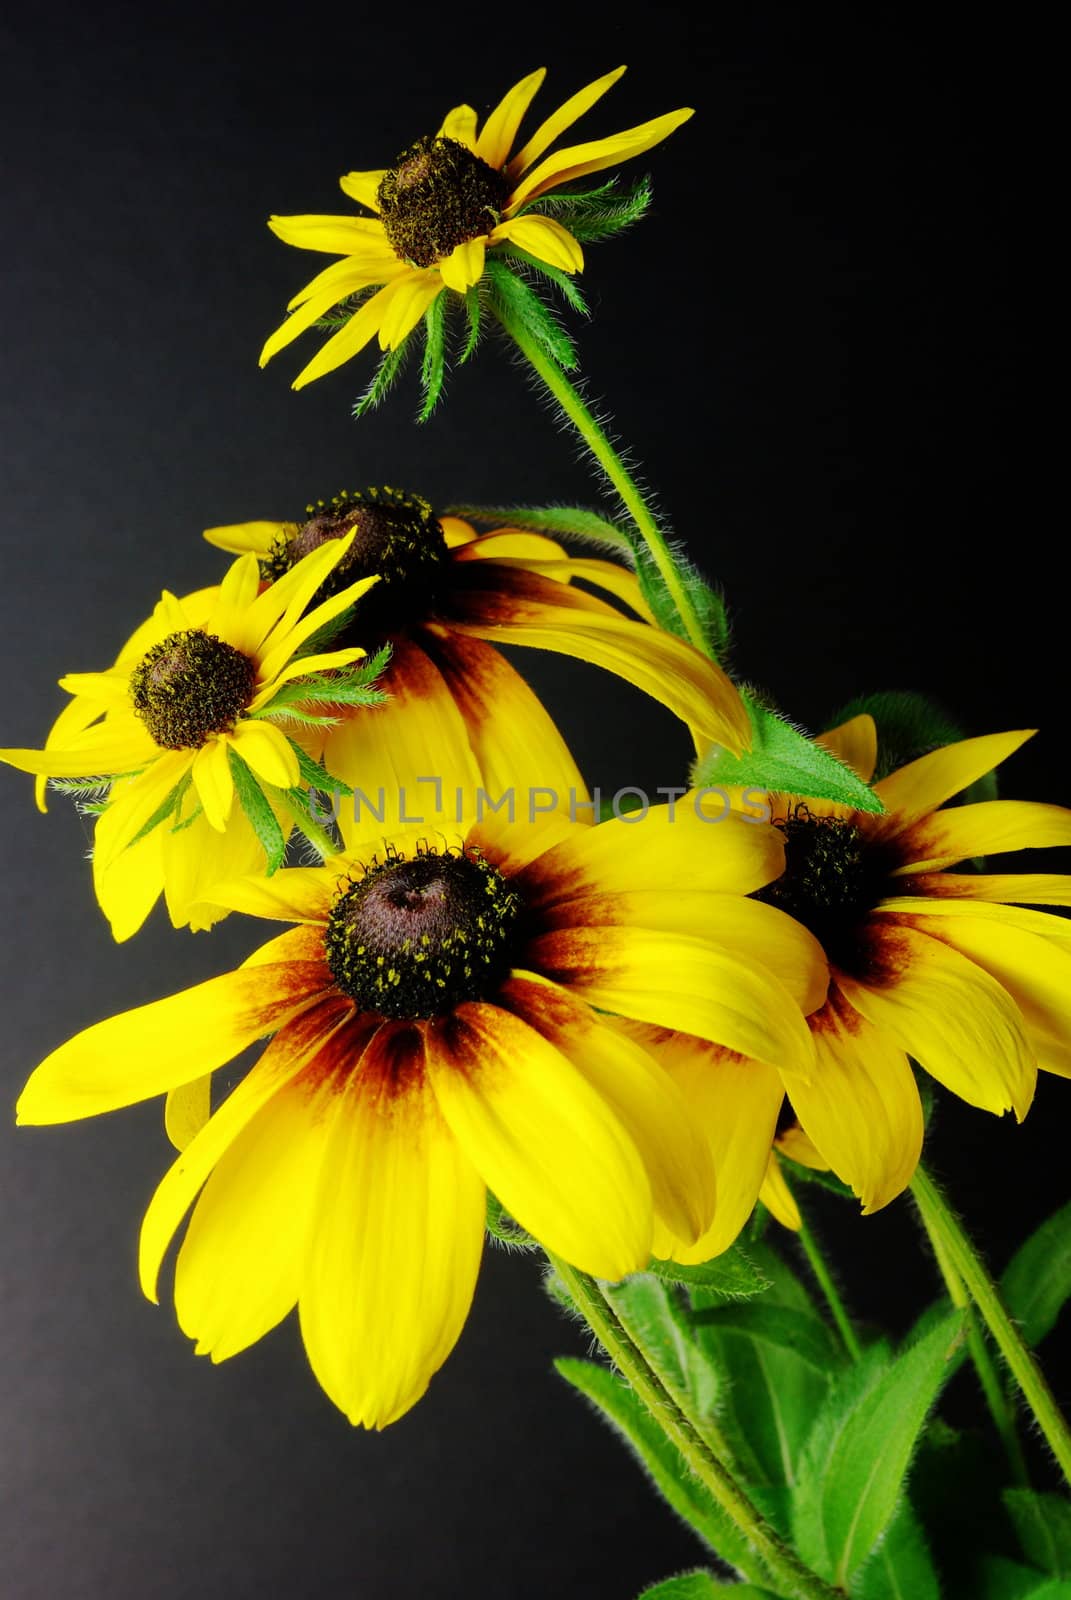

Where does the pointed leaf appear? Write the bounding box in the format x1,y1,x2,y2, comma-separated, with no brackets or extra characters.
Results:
227,747,287,874
604,1275,720,1420
637,1575,778,1600
974,1557,1071,1600
693,693,884,814
635,546,731,662
554,1357,754,1571
855,1499,941,1600
1001,1201,1071,1348
792,1311,965,1587
649,1247,770,1300
1004,1490,1071,1578
446,501,634,555
689,1304,845,1376
418,291,447,421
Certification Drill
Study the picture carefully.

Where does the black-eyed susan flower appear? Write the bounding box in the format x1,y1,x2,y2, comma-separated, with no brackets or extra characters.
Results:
259,66,692,391
638,716,1071,1265
0,538,381,940
204,487,751,848
16,804,825,1428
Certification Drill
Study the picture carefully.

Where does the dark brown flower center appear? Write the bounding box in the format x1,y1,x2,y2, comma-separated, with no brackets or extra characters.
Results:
755,809,893,975
262,487,449,640
376,136,511,268
130,629,256,749
324,846,523,1019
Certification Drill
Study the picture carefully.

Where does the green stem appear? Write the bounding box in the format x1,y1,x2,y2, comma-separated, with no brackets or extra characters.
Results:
796,1214,864,1363
910,1163,1071,1484
490,302,710,655
914,1196,1029,1484
550,1254,843,1600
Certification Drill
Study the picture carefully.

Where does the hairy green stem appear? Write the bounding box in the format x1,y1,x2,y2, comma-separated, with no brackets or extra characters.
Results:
915,1197,1029,1484
911,1163,1071,1484
490,303,710,654
796,1214,864,1363
551,1254,843,1600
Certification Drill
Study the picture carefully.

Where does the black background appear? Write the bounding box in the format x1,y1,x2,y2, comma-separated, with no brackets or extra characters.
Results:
1,7,1065,1598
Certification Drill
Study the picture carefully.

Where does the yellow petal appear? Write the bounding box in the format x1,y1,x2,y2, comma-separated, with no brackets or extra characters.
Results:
1,720,158,779
18,962,329,1127
207,552,262,641
508,65,627,177
529,925,816,1077
289,279,402,389
491,214,584,273
338,170,387,211
759,1157,802,1231
165,1075,213,1152
894,872,1071,907
817,714,878,783
139,999,354,1301
230,719,300,790
300,1024,485,1428
375,272,443,350
204,866,337,925
285,247,404,310
453,530,567,562
192,737,235,831
161,798,291,932
56,669,131,704
93,749,191,871
259,265,399,367
837,924,1035,1119
639,1026,785,1264
237,528,358,658
202,520,290,557
509,107,694,210
437,104,478,149
502,975,715,1245
253,573,377,685
876,730,1036,831
93,823,165,942
894,800,1071,873
438,237,487,294
426,1002,652,1281
175,1064,343,1361
475,68,547,169
788,994,924,1212
267,213,389,254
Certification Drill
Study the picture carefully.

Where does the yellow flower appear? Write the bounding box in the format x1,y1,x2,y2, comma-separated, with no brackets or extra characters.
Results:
17,804,824,1428
635,717,1071,1265
0,538,376,940
204,488,751,848
260,66,692,388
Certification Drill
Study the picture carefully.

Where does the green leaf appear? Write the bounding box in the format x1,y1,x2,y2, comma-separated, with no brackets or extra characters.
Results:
636,1574,778,1599
446,501,633,556
352,338,412,419
692,692,884,814
459,286,482,363
689,1303,844,1376
483,257,579,372
484,1191,537,1251
604,1275,720,1421
974,1556,1071,1600
792,1311,964,1588
649,1247,770,1299
635,546,731,662
124,771,192,851
554,1357,754,1571
226,747,287,874
775,1152,855,1202
253,651,392,719
530,175,654,242
288,603,357,661
855,1499,940,1600
418,291,447,421
48,775,114,798
1004,1490,1071,1578
496,243,590,315
1000,1201,1071,1348
829,689,968,783
284,736,353,799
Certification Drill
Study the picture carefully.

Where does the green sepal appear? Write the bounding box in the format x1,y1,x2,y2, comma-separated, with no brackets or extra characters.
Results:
692,691,885,814
495,243,589,315
829,689,998,802
484,1191,537,1251
352,337,412,419
637,1574,778,1600
525,175,654,243
604,1275,720,1420
418,291,447,421
280,783,341,861
648,1247,770,1300
553,1356,755,1570
483,257,579,372
446,501,633,556
281,736,353,800
124,771,193,852
775,1151,855,1202
635,546,731,662
459,286,482,363
226,747,287,874
1000,1200,1071,1348
855,1499,940,1600
287,603,358,662
1004,1490,1071,1578
48,775,114,798
252,647,392,721
791,1311,965,1589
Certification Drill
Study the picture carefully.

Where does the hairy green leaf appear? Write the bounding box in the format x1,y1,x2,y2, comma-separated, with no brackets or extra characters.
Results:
855,1499,940,1600
446,501,634,556
649,1247,770,1299
284,736,354,799
637,1574,778,1599
227,747,287,874
485,1191,537,1251
693,692,885,813
792,1312,964,1587
496,243,589,315
483,257,579,371
1000,1201,1071,1348
459,286,482,363
973,1556,1071,1599
604,1275,720,1420
554,1357,753,1570
352,338,412,419
125,771,192,852
530,175,654,242
419,291,447,420
690,1303,844,1376
635,546,731,662
1005,1490,1071,1578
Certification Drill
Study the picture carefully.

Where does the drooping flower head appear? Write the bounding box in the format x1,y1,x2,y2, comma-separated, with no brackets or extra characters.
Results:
17,804,826,1427
0,538,382,939
642,716,1071,1266
260,67,692,391
204,488,751,849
